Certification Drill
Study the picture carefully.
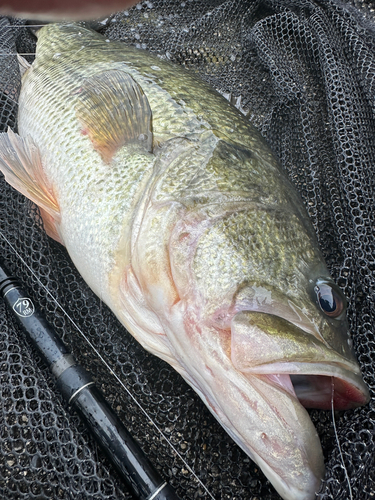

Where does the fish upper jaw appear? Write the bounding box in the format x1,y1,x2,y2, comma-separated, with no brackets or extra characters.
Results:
230,311,370,410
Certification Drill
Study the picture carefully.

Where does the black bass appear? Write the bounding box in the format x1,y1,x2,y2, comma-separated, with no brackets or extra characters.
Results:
0,23,369,500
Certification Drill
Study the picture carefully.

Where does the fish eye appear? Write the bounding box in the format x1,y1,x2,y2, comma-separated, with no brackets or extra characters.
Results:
314,281,346,318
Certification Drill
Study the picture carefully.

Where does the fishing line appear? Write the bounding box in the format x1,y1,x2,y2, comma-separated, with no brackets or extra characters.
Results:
0,229,216,500
331,377,353,500
8,25,46,29
0,94,18,106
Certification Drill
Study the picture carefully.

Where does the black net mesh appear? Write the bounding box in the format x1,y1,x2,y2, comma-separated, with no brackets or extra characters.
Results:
0,1,374,499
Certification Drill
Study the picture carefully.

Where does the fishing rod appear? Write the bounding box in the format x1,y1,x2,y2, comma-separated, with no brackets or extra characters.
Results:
0,257,181,500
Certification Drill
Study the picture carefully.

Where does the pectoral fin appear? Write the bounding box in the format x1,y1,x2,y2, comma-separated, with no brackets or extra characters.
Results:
74,70,153,163
0,129,62,244
17,54,31,78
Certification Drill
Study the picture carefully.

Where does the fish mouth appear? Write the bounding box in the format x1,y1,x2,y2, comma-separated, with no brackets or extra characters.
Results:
261,369,369,411
290,373,368,409
231,311,370,411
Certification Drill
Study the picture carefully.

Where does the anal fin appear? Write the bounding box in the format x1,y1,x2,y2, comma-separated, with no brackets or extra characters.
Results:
0,129,62,243
73,70,153,163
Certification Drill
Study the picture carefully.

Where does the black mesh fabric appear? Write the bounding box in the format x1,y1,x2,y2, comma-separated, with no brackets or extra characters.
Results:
0,1,374,499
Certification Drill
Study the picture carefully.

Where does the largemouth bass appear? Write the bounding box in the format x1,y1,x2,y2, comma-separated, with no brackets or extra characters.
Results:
0,23,369,500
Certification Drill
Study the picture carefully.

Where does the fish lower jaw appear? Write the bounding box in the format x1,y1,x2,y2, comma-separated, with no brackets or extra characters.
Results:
249,451,323,500
248,362,370,410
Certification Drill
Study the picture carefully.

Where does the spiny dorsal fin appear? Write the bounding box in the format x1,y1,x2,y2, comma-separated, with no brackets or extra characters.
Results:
73,70,153,163
0,129,62,243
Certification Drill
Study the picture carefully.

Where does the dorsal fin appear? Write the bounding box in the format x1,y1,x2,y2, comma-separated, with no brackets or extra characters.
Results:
73,70,153,163
0,129,62,244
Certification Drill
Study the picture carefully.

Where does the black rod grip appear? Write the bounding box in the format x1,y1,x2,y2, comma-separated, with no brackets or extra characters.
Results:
0,259,180,500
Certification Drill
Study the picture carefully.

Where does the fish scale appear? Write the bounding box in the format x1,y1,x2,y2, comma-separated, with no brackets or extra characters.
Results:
0,22,369,500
